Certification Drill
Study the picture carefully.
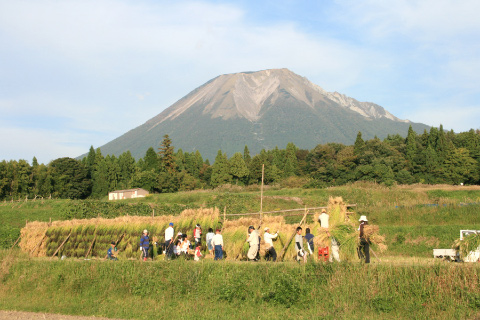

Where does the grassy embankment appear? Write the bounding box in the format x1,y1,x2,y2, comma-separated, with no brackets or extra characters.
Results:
1,250,480,320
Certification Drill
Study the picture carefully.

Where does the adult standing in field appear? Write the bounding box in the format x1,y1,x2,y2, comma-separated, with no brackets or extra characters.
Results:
140,229,149,261
263,227,278,262
358,215,370,263
193,224,202,248
211,229,224,260
246,226,260,261
318,208,329,228
295,226,307,263
165,222,175,259
206,228,215,257
305,228,314,255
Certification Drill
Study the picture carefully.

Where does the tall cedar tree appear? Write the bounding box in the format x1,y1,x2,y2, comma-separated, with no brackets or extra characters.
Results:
354,132,365,155
229,152,249,184
210,150,231,187
158,135,176,173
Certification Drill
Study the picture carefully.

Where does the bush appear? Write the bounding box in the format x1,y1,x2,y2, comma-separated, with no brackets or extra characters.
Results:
0,225,20,249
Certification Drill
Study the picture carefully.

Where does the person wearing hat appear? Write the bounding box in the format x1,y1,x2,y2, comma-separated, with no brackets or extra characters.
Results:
318,208,329,228
263,227,278,261
165,222,175,259
358,215,370,263
246,226,260,261
140,229,149,261
106,241,118,261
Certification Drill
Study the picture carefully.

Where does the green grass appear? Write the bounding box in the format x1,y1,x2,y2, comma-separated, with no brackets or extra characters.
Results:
1,250,480,319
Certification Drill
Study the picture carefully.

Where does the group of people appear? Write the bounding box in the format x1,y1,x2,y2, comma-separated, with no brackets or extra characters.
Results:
106,209,370,264
165,223,225,261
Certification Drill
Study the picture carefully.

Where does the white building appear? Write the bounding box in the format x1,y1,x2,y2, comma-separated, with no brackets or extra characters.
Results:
108,188,149,200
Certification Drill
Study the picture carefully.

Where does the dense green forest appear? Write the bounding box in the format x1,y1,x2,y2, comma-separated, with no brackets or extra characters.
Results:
0,125,479,200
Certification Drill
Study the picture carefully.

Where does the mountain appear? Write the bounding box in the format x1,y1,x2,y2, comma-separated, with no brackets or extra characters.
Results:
95,68,430,161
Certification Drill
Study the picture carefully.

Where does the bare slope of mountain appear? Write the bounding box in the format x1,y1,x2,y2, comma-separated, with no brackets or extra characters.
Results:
97,68,429,161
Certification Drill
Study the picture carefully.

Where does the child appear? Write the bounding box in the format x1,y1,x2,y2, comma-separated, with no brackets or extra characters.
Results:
194,245,203,261
295,227,307,263
140,229,149,261
206,228,215,257
193,224,202,248
179,234,191,257
106,241,118,260
173,239,181,257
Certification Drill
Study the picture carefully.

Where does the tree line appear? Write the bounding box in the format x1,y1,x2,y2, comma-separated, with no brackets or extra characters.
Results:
0,125,479,200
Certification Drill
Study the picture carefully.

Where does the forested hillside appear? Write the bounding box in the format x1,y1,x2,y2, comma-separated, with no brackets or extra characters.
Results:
0,125,478,200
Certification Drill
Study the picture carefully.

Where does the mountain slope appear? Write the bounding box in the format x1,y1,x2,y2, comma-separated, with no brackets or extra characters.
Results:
96,68,430,161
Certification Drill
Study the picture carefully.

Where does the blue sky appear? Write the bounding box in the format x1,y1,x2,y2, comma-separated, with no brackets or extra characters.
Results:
1,0,479,164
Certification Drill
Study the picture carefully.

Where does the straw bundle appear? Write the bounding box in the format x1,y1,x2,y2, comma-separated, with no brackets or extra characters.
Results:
453,233,480,259
20,221,50,257
362,225,387,253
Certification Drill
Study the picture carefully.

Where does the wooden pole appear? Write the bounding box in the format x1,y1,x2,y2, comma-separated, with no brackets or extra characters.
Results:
51,230,72,258
278,209,310,261
85,235,97,258
85,226,99,259
370,247,382,263
223,206,226,222
260,164,264,224
115,233,125,245
30,228,49,256
10,235,21,250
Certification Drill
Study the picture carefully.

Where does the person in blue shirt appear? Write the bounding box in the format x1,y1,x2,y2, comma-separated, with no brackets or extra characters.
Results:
106,241,118,260
305,228,314,255
140,229,150,261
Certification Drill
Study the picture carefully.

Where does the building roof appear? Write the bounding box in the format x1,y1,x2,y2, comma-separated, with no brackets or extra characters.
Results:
109,188,149,193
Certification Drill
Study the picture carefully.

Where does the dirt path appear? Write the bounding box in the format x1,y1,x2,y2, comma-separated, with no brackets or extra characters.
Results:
0,310,124,320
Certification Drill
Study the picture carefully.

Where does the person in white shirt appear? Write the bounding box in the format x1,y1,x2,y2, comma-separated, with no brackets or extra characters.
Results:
206,228,215,257
263,227,278,261
318,209,329,228
179,234,190,257
173,239,180,256
295,226,307,263
246,226,260,261
211,229,224,260
165,222,175,259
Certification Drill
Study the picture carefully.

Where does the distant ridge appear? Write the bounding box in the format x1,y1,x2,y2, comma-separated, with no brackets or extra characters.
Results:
94,68,430,160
